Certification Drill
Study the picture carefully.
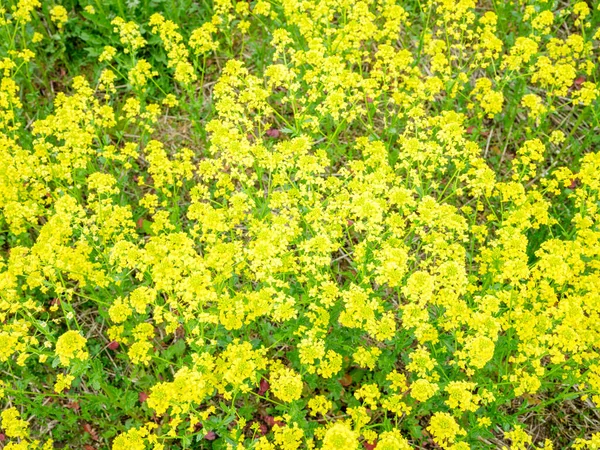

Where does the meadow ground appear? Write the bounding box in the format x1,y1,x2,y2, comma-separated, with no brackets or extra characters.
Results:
0,0,600,448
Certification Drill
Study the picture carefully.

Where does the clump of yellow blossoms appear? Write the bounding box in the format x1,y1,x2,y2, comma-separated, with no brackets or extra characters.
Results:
55,330,88,367
49,5,68,29
322,422,358,450
270,363,304,403
1,407,29,439
428,412,466,448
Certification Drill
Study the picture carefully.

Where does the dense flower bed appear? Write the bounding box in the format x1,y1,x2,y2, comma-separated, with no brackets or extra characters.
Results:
0,0,599,448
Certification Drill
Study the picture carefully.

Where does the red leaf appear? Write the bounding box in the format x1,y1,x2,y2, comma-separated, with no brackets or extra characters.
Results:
82,423,100,441
258,378,270,395
364,441,378,450
339,373,352,387
174,325,185,339
66,400,80,412
107,341,119,351
264,415,275,427
139,392,149,403
204,431,217,440
265,128,281,138
259,423,268,435
0,433,6,441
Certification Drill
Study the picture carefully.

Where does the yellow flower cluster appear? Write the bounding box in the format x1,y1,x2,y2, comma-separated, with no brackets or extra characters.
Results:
111,17,146,53
148,13,196,85
269,363,303,403
55,330,88,367
49,5,68,30
322,422,358,450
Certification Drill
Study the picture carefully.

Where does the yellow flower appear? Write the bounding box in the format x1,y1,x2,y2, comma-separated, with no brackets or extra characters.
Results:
573,2,590,27
13,0,41,23
55,330,88,366
270,365,303,403
410,378,439,402
1,407,29,439
307,395,332,417
128,59,157,88
189,23,219,54
129,286,156,314
503,425,532,450
148,13,196,84
472,78,504,118
273,423,304,450
54,373,75,393
549,130,565,145
502,37,539,71
50,5,68,29
111,17,146,53
387,371,409,393
322,422,358,450
316,350,343,379
427,412,465,448
109,297,132,323
354,383,381,410
521,94,547,119
128,340,153,365
353,346,381,370
132,322,154,341
99,46,117,62
445,381,480,412
572,81,598,106
531,10,554,35
113,425,151,450
477,416,491,427
377,430,412,450
464,335,495,369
